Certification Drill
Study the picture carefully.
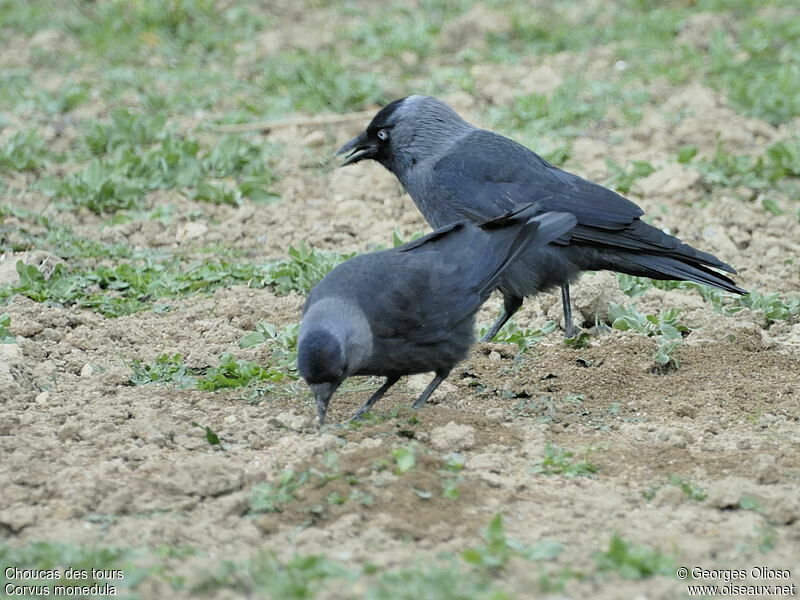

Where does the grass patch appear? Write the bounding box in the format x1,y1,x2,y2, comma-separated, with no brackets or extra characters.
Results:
531,443,598,478
0,258,273,317
594,534,674,580
268,244,354,296
0,129,54,172
129,352,286,391
196,353,283,391
40,112,279,214
616,276,800,326
462,514,563,573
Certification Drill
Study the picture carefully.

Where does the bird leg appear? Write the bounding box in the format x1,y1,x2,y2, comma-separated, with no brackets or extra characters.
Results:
561,284,580,338
412,370,451,410
349,376,400,421
480,295,523,342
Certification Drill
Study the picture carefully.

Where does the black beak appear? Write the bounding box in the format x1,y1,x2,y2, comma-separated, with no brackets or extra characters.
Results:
336,131,375,167
310,382,339,426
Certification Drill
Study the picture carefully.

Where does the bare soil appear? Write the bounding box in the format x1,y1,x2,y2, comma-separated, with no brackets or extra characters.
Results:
1,10,799,599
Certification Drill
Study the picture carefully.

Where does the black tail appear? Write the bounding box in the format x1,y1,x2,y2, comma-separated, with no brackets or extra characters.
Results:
607,252,747,295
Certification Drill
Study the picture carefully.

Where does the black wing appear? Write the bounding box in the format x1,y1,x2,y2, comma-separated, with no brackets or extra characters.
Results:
430,130,736,273
375,210,575,344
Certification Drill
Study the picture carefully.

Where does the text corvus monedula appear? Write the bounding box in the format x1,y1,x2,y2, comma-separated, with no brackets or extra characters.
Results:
297,205,576,425
338,95,746,339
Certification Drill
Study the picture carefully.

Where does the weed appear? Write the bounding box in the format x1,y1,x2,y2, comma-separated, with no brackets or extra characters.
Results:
668,475,707,501
479,319,556,354
604,159,656,194
676,145,698,164
463,514,563,573
196,353,283,391
239,321,299,374
595,534,674,579
195,552,349,599
708,20,800,125
738,291,800,324
267,244,354,296
392,446,416,474
249,470,310,514
608,302,689,369
128,353,198,388
193,422,221,446
0,129,52,171
0,258,273,318
696,138,800,190
531,443,598,478
0,313,15,344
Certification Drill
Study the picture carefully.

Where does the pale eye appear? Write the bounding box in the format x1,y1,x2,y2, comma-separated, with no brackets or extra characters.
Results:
377,129,389,142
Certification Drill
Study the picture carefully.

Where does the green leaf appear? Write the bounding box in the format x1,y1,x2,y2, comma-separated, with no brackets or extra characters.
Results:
393,446,416,474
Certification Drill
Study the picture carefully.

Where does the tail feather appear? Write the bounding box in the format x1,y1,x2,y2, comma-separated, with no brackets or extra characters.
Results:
612,253,747,295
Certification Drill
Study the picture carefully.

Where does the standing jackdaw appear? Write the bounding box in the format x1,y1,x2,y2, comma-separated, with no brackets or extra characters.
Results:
337,95,746,339
297,205,576,425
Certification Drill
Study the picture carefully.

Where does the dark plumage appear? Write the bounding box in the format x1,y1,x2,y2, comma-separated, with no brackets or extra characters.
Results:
338,95,747,339
297,205,576,424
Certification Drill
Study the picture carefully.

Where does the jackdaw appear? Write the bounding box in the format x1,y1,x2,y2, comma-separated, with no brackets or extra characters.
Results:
297,205,576,425
337,95,746,339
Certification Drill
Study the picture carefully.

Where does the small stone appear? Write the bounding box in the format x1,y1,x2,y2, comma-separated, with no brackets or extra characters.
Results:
35,391,50,405
431,422,476,452
673,402,697,418
488,351,501,361
80,363,94,377
175,221,208,242
269,411,313,432
224,414,237,424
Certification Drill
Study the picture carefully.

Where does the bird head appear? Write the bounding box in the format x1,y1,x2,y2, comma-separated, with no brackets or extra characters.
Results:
337,95,473,178
296,328,347,425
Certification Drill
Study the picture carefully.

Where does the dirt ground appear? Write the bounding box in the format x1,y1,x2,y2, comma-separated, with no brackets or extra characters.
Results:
2,4,800,599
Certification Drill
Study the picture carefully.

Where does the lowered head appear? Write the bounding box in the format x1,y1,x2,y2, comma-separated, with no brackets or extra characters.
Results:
296,329,347,425
337,95,473,178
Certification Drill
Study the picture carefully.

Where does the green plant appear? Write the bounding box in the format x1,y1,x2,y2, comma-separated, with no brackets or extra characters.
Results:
196,353,283,391
608,302,689,369
594,534,673,579
249,470,310,514
239,321,299,374
195,551,349,599
0,129,52,171
193,422,221,446
531,443,598,478
604,159,656,194
267,244,354,295
128,353,198,387
668,475,707,501
462,514,563,573
392,446,416,474
478,319,556,353
0,313,15,344
0,258,273,318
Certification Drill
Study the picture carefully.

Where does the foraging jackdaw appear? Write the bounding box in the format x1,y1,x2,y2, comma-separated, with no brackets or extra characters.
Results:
297,205,576,425
338,95,746,339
